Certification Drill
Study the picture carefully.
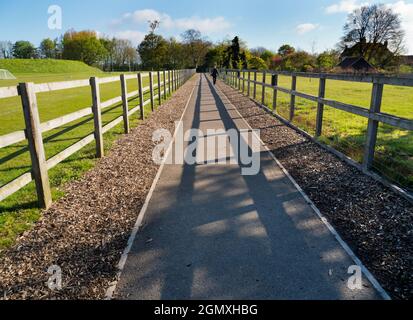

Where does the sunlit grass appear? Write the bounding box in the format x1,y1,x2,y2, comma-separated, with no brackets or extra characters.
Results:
233,72,412,190
0,71,173,251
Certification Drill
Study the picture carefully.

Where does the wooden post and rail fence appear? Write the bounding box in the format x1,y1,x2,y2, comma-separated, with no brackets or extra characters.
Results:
0,69,196,209
220,69,413,202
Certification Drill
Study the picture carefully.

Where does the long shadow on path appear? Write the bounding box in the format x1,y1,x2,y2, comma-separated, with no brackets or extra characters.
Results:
116,74,380,300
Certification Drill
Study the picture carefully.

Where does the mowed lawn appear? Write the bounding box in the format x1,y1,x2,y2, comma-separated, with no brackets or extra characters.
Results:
0,70,170,250
240,73,413,190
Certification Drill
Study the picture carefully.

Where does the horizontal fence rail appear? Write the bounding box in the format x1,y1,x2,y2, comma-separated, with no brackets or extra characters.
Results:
0,69,196,208
220,69,413,201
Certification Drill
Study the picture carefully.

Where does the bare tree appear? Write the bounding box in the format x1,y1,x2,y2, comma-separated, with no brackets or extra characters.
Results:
0,41,13,59
149,20,160,33
113,39,138,68
181,29,211,68
342,4,405,56
101,37,139,71
250,47,268,56
124,45,139,71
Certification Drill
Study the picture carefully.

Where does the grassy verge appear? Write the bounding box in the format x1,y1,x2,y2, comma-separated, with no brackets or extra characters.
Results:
238,73,413,190
0,59,102,74
0,71,171,251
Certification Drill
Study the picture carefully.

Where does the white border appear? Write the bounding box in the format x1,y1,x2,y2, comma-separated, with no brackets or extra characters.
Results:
211,75,391,301
105,78,198,300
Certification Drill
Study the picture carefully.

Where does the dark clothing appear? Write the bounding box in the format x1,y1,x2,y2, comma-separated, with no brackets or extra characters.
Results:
211,68,219,85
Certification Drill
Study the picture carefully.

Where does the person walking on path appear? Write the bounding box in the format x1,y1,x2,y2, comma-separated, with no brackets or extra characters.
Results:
211,66,219,85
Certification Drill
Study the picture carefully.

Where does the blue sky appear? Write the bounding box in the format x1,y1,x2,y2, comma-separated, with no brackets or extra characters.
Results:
0,0,412,53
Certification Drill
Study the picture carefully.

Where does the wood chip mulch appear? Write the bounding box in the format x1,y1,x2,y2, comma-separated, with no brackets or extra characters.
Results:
0,76,198,300
217,80,413,300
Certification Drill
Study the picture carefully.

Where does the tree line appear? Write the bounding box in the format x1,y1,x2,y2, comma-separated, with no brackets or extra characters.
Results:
0,3,409,73
0,30,140,71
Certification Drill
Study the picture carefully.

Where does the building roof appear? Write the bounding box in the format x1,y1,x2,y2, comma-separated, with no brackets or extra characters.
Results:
338,56,375,71
338,57,360,69
400,55,413,65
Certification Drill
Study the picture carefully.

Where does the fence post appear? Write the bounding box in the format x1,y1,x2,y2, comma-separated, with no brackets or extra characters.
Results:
120,74,130,134
315,77,326,137
261,71,266,105
253,71,257,99
163,70,167,97
157,71,162,105
238,71,241,91
363,82,384,172
176,70,179,88
234,71,237,88
168,70,171,96
90,77,104,158
149,72,155,112
247,71,251,96
177,70,179,89
19,82,52,209
138,73,144,119
242,71,245,93
271,74,278,111
290,75,297,121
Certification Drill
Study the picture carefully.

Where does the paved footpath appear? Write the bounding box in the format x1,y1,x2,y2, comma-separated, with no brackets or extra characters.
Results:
115,74,382,300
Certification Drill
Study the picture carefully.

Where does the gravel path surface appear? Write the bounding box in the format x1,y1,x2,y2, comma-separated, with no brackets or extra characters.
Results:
0,76,198,300
216,80,413,300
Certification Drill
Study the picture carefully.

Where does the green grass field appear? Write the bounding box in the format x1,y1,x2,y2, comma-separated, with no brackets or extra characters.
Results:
0,59,103,74
0,60,172,250
238,73,412,190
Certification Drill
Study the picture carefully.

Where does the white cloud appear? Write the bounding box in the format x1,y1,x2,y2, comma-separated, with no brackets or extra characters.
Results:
113,9,231,34
386,1,413,53
114,30,146,44
296,23,320,34
172,16,231,34
126,9,173,27
325,0,369,14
